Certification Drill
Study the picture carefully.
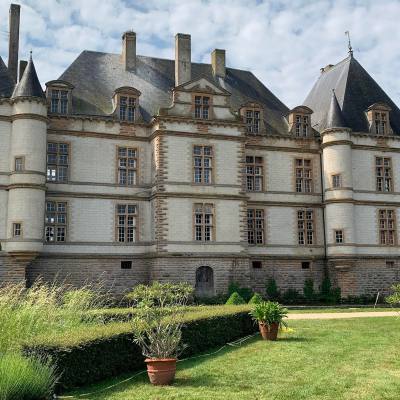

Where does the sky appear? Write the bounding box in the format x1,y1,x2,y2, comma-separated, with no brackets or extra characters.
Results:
1,0,400,108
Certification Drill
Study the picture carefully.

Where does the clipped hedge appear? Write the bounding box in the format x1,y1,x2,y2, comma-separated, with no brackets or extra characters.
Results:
23,306,256,391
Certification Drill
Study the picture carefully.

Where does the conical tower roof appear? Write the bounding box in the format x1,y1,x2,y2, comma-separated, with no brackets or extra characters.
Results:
0,56,15,98
12,54,45,100
326,90,346,129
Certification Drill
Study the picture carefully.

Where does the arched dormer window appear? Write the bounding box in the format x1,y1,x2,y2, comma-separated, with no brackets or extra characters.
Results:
366,103,392,136
239,102,263,134
287,106,313,137
45,80,74,115
112,87,141,122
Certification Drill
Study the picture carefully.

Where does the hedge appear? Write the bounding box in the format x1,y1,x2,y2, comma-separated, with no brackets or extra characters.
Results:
23,306,256,391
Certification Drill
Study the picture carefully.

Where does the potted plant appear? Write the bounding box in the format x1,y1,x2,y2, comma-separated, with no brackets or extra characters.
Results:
249,301,288,341
128,282,193,385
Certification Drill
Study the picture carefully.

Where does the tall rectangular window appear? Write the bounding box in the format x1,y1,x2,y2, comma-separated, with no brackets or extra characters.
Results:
245,109,260,134
332,174,341,188
335,229,344,244
295,159,312,193
118,147,137,185
193,146,212,184
45,201,67,242
194,96,210,119
246,156,263,191
14,157,24,171
50,89,68,114
194,203,214,241
247,209,264,245
119,96,136,122
116,204,137,243
47,142,69,182
379,209,396,246
12,222,22,238
376,157,392,192
375,112,388,135
295,115,309,137
298,209,314,245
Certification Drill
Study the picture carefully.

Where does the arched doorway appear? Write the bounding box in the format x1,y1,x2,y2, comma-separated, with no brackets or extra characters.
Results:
195,266,214,297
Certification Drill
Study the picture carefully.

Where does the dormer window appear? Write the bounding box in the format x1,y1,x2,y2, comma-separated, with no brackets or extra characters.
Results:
295,115,309,137
194,95,210,119
45,80,74,115
374,112,387,135
119,96,136,122
113,87,141,123
288,106,313,137
366,103,391,136
240,102,263,135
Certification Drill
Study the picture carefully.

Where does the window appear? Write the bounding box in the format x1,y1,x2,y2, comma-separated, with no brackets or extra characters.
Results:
47,142,69,182
245,109,260,134
50,89,69,114
375,112,388,135
194,96,210,119
298,209,314,245
252,261,262,269
386,261,395,268
12,222,21,237
376,157,392,192
379,209,396,246
295,159,312,193
14,157,24,171
194,203,214,241
193,146,212,184
301,262,310,269
332,174,341,188
45,201,67,242
116,204,137,243
295,115,309,137
246,156,263,191
247,209,264,245
118,147,137,185
121,261,132,269
335,230,344,244
119,96,136,122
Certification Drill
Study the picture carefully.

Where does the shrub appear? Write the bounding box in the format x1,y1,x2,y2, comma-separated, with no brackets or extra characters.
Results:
282,288,301,304
0,352,57,400
303,279,315,303
194,294,228,305
226,292,246,305
248,293,263,304
386,283,400,306
249,301,288,328
228,282,253,302
319,276,341,304
265,278,280,301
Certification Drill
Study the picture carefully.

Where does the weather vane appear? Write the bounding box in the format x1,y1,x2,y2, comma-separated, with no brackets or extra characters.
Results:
345,31,353,57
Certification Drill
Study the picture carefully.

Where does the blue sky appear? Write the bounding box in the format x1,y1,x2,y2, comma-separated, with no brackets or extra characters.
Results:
1,0,400,108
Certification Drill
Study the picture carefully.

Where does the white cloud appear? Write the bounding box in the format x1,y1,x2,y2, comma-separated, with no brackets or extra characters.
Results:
1,0,400,107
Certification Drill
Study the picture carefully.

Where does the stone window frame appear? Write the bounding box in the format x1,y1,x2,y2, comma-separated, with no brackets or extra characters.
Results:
247,208,265,245
45,80,74,115
192,93,212,120
115,203,138,243
44,200,68,243
193,144,214,185
375,156,393,192
246,155,264,192
14,156,25,172
334,229,344,244
193,203,215,242
287,106,313,137
331,174,341,189
112,87,141,123
295,158,313,193
378,208,397,246
239,102,264,135
297,209,314,246
366,103,392,136
12,222,22,238
46,141,70,183
116,146,138,186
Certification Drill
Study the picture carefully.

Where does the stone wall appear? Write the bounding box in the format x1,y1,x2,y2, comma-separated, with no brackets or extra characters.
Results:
0,254,26,284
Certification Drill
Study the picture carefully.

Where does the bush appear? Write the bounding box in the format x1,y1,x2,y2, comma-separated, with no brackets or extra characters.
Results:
248,293,263,304
194,294,228,305
228,282,253,302
303,279,315,303
265,278,280,301
386,283,400,306
282,288,302,304
319,276,341,304
249,301,288,327
0,352,57,400
226,292,246,305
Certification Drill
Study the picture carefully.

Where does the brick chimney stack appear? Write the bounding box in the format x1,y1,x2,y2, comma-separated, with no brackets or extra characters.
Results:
8,4,20,83
211,49,226,79
175,33,191,86
122,31,136,71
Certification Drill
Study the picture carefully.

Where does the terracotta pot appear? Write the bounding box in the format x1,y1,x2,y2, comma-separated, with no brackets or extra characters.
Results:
145,358,177,385
258,322,279,341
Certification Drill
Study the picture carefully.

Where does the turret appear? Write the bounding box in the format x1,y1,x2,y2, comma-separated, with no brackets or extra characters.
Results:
5,54,47,261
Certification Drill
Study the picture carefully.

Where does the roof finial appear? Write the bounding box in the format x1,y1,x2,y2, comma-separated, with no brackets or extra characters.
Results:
345,31,353,57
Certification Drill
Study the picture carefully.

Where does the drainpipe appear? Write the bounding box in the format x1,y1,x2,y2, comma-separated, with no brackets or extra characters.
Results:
319,140,328,273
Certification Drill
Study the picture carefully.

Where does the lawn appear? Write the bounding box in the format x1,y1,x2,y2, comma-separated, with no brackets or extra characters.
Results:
63,316,400,400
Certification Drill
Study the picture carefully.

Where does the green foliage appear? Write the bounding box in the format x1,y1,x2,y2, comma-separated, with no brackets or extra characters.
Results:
319,276,341,304
282,288,301,304
303,279,315,303
249,301,288,327
265,278,280,301
0,352,57,400
194,294,228,305
248,293,263,304
386,283,400,306
226,292,246,305
228,282,253,302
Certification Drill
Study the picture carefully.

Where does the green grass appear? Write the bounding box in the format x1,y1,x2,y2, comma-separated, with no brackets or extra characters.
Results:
63,316,400,400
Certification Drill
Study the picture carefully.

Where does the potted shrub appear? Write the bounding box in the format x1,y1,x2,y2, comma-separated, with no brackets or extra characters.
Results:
129,282,193,385
249,301,288,341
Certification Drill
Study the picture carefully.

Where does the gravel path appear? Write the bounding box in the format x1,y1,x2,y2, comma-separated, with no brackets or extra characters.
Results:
288,311,399,320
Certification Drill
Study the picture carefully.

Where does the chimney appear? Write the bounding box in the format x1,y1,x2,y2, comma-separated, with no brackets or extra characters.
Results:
175,33,191,86
122,31,136,71
8,4,20,83
19,60,27,82
211,49,226,78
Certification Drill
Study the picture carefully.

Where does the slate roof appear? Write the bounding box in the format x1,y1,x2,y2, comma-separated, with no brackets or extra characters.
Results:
0,56,15,98
12,55,45,100
59,51,289,134
326,90,346,129
304,55,400,134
